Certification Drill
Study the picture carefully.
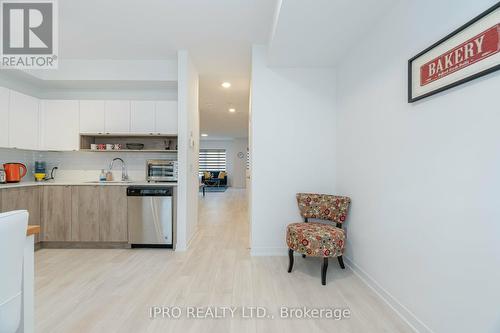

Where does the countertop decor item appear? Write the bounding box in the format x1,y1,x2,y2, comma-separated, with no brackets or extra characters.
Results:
3,163,27,183
100,169,107,182
35,161,46,173
34,161,46,182
408,2,500,102
126,143,144,150
34,173,46,182
106,171,113,182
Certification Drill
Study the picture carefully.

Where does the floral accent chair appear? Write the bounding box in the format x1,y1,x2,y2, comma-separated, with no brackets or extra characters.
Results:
286,193,351,285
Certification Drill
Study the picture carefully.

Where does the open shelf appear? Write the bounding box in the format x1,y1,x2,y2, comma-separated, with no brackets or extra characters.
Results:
80,134,178,151
79,149,177,153
80,133,178,137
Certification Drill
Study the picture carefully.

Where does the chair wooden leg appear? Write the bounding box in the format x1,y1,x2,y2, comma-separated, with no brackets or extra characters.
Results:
288,249,294,273
302,254,306,258
321,258,328,285
337,256,345,269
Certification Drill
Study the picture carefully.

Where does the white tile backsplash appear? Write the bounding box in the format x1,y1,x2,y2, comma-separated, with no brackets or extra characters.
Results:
0,148,36,178
1,148,177,182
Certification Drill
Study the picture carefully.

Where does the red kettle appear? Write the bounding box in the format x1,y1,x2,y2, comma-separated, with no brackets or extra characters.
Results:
3,163,27,183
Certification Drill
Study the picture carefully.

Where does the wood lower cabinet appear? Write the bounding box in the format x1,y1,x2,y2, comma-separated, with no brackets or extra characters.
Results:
41,186,72,241
72,186,128,242
98,186,128,242
0,187,41,242
71,186,100,241
1,184,129,244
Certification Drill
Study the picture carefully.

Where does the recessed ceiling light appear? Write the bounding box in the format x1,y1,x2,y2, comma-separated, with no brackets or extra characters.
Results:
221,82,231,88
201,133,208,137
228,108,236,113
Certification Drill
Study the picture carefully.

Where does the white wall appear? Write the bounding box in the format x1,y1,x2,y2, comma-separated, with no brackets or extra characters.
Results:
250,45,336,255
24,59,178,81
176,50,200,251
335,1,500,332
40,87,177,101
0,71,42,97
232,138,248,188
0,59,178,100
200,138,248,188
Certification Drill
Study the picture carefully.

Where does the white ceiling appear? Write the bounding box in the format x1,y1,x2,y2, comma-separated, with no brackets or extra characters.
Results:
199,76,249,139
4,1,401,138
56,0,277,139
268,0,399,67
59,0,276,74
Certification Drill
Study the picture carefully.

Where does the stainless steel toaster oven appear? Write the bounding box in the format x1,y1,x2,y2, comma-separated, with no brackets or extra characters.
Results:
146,160,178,182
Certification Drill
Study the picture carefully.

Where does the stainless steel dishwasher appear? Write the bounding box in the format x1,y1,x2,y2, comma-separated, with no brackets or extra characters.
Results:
127,186,173,248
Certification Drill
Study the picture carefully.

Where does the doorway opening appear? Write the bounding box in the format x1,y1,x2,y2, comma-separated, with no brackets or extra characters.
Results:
196,78,250,246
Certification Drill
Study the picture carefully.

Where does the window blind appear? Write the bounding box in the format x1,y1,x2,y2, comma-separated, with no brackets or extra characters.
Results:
199,149,227,175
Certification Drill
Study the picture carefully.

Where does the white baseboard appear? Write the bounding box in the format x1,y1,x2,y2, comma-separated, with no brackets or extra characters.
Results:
250,247,432,333
174,243,187,251
186,226,199,249
174,227,197,252
344,257,434,333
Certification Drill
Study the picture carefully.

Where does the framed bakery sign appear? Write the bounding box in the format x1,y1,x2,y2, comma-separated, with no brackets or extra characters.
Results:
408,2,500,102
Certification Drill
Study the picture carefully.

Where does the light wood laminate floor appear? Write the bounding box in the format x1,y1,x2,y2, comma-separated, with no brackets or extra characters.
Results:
35,189,413,333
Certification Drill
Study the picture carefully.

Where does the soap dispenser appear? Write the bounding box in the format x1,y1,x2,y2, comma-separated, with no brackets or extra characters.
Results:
99,169,106,182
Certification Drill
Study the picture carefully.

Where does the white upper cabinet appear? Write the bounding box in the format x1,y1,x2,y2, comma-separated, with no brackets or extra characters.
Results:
104,100,130,134
0,87,9,147
40,100,80,151
9,90,39,150
155,101,178,135
130,101,155,134
1,94,178,151
80,100,105,133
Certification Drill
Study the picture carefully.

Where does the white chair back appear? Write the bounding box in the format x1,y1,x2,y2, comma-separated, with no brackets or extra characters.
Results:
0,210,28,333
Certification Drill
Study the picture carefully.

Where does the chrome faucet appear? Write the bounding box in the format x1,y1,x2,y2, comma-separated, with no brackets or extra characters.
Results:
109,158,129,181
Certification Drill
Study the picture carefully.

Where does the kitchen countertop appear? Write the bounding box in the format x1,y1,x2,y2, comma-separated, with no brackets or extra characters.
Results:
0,180,178,189
27,225,40,236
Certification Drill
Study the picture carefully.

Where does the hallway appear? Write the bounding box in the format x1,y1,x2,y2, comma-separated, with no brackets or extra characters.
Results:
34,189,412,333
